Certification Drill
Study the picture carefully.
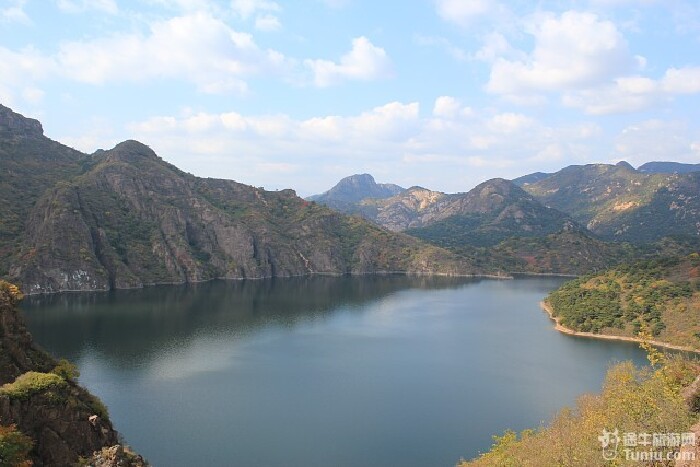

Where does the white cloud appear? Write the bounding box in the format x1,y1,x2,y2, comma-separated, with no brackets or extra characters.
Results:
588,0,658,6
305,36,392,87
0,12,394,96
487,113,534,133
53,13,290,93
230,0,280,19
434,0,493,27
563,66,700,114
255,14,281,31
1,0,30,23
562,82,661,115
487,11,637,95
473,32,512,62
0,46,54,106
661,67,700,94
433,96,461,118
614,120,700,164
55,0,118,14
114,100,615,194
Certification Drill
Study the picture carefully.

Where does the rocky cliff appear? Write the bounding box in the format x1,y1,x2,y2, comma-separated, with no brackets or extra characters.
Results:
0,106,478,294
0,281,145,466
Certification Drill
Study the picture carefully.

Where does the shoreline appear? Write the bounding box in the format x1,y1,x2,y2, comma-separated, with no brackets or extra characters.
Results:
540,301,700,355
19,270,515,296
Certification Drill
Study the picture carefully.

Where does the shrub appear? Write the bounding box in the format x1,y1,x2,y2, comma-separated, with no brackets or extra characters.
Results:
691,390,700,413
86,393,109,420
0,372,66,400
0,425,33,467
51,359,80,381
0,281,23,306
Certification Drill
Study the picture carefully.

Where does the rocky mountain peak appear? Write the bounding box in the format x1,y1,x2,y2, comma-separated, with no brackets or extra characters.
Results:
472,178,526,203
0,104,44,138
308,173,405,205
615,160,635,171
103,140,162,164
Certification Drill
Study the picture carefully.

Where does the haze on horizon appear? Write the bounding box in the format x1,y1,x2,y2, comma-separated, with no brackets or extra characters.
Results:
1,0,699,196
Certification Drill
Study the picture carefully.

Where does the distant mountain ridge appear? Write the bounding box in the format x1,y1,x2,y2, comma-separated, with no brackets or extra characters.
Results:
522,162,700,243
307,173,405,211
314,161,700,247
0,105,478,294
511,172,552,186
311,176,579,247
637,161,700,174
404,179,580,247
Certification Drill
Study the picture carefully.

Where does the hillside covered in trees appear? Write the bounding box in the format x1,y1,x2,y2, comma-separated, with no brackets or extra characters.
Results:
546,254,700,349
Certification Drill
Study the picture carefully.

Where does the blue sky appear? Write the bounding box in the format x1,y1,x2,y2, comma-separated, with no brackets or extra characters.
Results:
1,0,699,195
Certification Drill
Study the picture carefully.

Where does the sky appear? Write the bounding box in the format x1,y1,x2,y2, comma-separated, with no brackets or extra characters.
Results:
1,0,699,196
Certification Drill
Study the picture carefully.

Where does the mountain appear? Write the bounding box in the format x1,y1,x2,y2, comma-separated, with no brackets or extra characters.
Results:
638,161,700,174
360,178,578,247
306,173,405,212
405,179,579,247
522,162,700,243
0,281,145,466
0,105,479,294
360,186,448,231
0,104,89,277
511,171,552,186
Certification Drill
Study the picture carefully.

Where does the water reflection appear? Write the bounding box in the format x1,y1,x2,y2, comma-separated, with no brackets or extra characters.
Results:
23,275,480,368
21,276,649,467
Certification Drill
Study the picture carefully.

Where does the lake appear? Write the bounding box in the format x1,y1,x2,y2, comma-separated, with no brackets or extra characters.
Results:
22,276,648,467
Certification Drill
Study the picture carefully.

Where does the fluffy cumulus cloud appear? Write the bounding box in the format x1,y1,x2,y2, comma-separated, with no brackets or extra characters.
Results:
0,9,393,102
1,0,30,23
305,36,392,87
432,96,463,118
563,67,700,114
0,46,53,106
230,0,282,31
487,11,637,95
98,96,623,194
613,120,700,165
434,0,493,27
477,9,700,115
54,12,291,93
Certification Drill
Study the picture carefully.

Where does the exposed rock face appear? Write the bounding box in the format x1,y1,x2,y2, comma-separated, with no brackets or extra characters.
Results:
317,178,575,245
0,104,43,138
0,283,143,466
0,285,54,384
522,163,700,243
307,173,405,211
86,444,147,467
0,106,477,293
351,179,576,247
369,187,446,231
401,179,579,247
0,387,119,466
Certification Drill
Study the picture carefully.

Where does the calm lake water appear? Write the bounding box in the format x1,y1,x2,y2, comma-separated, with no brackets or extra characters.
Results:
22,276,648,467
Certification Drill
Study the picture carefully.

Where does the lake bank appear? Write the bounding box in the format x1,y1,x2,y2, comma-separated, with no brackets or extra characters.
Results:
540,300,700,354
